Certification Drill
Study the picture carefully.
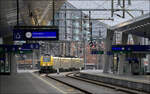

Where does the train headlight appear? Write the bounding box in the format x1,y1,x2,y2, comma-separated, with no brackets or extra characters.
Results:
43,64,45,66
48,64,50,66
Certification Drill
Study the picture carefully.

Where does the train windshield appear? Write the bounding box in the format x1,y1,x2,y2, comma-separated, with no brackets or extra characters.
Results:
43,57,50,62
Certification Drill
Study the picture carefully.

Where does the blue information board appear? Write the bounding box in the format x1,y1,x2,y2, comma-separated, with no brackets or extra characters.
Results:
32,31,57,38
0,45,19,52
0,43,40,52
13,26,59,41
112,45,150,51
21,43,40,50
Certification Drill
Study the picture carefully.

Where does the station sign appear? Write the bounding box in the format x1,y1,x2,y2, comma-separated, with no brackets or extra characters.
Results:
91,49,104,54
112,45,150,52
0,45,19,52
13,26,59,41
0,43,39,53
21,43,40,50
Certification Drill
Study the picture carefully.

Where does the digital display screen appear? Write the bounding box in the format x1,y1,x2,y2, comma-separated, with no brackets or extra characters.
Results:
32,32,57,38
13,26,59,41
112,45,150,51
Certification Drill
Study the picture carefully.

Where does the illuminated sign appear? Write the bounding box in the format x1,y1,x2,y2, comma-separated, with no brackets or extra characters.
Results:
13,26,59,41
21,43,40,50
112,45,150,52
31,32,57,38
0,43,39,53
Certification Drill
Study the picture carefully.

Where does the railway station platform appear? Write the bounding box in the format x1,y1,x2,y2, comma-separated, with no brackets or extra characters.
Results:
79,70,150,93
0,71,64,94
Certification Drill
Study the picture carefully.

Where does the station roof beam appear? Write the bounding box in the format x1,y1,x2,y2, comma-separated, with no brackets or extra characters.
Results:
110,13,150,39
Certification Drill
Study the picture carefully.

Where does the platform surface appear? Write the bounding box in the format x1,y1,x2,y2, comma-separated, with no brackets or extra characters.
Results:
0,71,64,94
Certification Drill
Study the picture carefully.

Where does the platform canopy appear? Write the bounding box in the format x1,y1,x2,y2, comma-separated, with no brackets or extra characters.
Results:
111,13,150,39
0,0,66,38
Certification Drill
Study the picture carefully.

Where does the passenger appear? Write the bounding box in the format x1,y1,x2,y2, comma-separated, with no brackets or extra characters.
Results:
31,65,33,69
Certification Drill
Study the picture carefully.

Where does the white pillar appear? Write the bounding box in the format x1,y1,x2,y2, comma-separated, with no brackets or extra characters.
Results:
83,40,87,70
32,51,34,69
148,40,150,72
103,29,114,73
32,50,38,69
11,53,17,75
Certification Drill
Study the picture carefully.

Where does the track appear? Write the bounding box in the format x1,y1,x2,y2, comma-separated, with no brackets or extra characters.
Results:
46,72,91,94
66,72,148,94
46,72,132,94
35,72,85,94
36,71,149,94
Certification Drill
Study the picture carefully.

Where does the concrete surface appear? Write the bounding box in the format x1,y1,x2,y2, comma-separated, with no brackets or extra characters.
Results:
80,70,150,93
0,72,64,94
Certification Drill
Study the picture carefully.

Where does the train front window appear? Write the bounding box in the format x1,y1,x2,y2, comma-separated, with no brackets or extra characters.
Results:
43,57,50,62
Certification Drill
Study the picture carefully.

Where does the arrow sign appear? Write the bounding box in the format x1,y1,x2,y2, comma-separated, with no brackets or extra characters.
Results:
21,43,40,50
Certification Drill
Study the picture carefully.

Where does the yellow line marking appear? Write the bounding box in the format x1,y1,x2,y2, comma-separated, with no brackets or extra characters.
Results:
31,73,67,94
67,88,74,92
56,82,63,86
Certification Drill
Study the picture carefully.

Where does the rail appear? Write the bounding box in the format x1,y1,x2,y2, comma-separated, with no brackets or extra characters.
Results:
66,72,148,94
46,74,92,94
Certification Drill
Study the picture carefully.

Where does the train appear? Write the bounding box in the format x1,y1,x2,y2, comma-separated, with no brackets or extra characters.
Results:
39,55,84,73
